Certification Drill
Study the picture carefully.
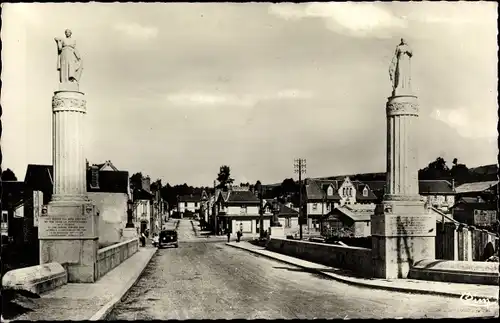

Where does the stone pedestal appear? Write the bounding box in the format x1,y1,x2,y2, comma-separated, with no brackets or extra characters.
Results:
371,94,436,279
122,227,138,240
372,200,436,278
269,226,285,238
39,89,100,283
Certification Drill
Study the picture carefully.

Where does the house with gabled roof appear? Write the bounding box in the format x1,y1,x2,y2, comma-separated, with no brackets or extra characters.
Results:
86,160,132,245
262,199,300,233
178,194,202,219
214,187,265,236
324,204,375,238
303,177,378,232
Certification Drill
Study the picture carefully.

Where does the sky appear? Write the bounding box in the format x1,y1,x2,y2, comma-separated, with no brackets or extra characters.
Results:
1,2,498,187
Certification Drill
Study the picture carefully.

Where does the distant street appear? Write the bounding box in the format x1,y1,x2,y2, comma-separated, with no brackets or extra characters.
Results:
108,219,498,320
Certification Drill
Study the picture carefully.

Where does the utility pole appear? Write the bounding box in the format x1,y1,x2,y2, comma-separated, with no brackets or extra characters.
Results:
294,158,306,240
259,183,264,238
213,179,217,235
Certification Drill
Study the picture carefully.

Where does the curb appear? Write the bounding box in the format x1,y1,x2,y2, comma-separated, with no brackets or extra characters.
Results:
226,243,499,302
89,248,158,321
190,220,199,237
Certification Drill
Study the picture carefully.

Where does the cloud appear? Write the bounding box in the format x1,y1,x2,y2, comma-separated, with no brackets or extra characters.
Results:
113,22,158,40
430,108,497,139
269,3,407,38
407,2,497,25
166,89,313,107
166,93,256,107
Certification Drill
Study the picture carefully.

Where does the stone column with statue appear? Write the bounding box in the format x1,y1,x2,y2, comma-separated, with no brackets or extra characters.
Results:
371,39,436,279
38,30,100,283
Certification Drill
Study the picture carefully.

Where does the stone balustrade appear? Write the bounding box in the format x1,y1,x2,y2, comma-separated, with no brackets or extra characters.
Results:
96,238,139,279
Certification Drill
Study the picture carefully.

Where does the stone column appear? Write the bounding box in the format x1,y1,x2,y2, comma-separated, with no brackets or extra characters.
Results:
371,91,436,279
38,89,99,283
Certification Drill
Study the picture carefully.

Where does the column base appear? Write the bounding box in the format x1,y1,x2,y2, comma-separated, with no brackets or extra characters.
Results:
39,200,99,283
371,200,436,279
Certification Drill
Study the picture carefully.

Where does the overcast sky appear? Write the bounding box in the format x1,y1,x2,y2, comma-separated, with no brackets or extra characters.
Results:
2,2,498,186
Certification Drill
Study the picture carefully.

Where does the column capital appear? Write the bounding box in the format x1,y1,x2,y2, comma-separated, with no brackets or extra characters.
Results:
53,91,86,113
386,95,419,117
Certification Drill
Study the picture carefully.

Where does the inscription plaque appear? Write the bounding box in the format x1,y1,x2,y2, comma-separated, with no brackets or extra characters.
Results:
39,215,96,239
372,213,435,237
387,215,434,236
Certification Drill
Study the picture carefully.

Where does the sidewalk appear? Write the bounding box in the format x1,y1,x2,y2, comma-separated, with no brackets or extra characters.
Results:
227,241,499,302
11,246,157,321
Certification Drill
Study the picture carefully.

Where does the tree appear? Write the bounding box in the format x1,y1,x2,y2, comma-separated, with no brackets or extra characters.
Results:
130,172,143,191
216,165,234,191
1,168,17,181
450,158,470,185
151,179,162,192
418,157,451,180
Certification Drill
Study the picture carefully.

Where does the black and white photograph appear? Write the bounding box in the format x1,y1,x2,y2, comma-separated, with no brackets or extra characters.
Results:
0,2,498,320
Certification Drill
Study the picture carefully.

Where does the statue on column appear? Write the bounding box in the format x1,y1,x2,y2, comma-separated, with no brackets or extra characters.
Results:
389,38,413,96
55,29,83,87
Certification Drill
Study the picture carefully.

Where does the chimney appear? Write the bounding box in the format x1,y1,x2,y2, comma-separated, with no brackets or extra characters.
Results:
142,176,151,193
90,166,99,189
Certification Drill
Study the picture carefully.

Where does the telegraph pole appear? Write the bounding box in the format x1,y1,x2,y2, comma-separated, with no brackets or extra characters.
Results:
259,184,264,238
213,180,217,235
294,158,306,240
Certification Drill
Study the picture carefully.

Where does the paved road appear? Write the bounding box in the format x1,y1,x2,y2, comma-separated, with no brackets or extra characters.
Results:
108,219,498,320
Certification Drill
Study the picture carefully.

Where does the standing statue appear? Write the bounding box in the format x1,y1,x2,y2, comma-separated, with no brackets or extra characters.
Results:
389,38,413,96
55,29,83,86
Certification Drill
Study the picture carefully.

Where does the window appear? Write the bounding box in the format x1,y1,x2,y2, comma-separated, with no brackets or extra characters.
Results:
312,203,318,210
327,187,333,196
285,217,291,228
363,188,368,197
184,202,188,207
194,202,198,207
342,187,346,196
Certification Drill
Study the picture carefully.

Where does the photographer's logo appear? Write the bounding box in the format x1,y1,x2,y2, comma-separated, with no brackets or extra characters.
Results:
460,292,496,308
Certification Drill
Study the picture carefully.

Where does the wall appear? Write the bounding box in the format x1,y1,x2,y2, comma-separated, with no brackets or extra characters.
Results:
97,238,139,279
354,221,371,237
266,238,372,277
88,192,128,245
227,205,259,215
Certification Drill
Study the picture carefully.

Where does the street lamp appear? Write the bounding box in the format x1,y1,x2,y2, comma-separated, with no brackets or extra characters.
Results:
125,199,134,228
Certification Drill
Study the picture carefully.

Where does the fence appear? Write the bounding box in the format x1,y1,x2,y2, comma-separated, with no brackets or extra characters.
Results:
436,222,499,261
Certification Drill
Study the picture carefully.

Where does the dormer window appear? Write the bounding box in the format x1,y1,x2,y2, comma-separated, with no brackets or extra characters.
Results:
363,187,368,197
327,186,333,196
90,166,99,189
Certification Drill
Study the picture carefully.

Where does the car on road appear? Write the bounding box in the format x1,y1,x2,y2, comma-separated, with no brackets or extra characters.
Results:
158,230,178,248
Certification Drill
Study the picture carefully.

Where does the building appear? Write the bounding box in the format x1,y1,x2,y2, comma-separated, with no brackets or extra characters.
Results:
323,204,375,238
86,160,130,246
361,179,456,212
451,180,498,230
133,176,155,235
262,199,299,235
1,181,25,244
303,177,378,232
178,194,202,218
214,187,265,236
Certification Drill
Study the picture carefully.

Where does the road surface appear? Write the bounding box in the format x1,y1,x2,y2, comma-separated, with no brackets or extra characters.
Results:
108,219,498,319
